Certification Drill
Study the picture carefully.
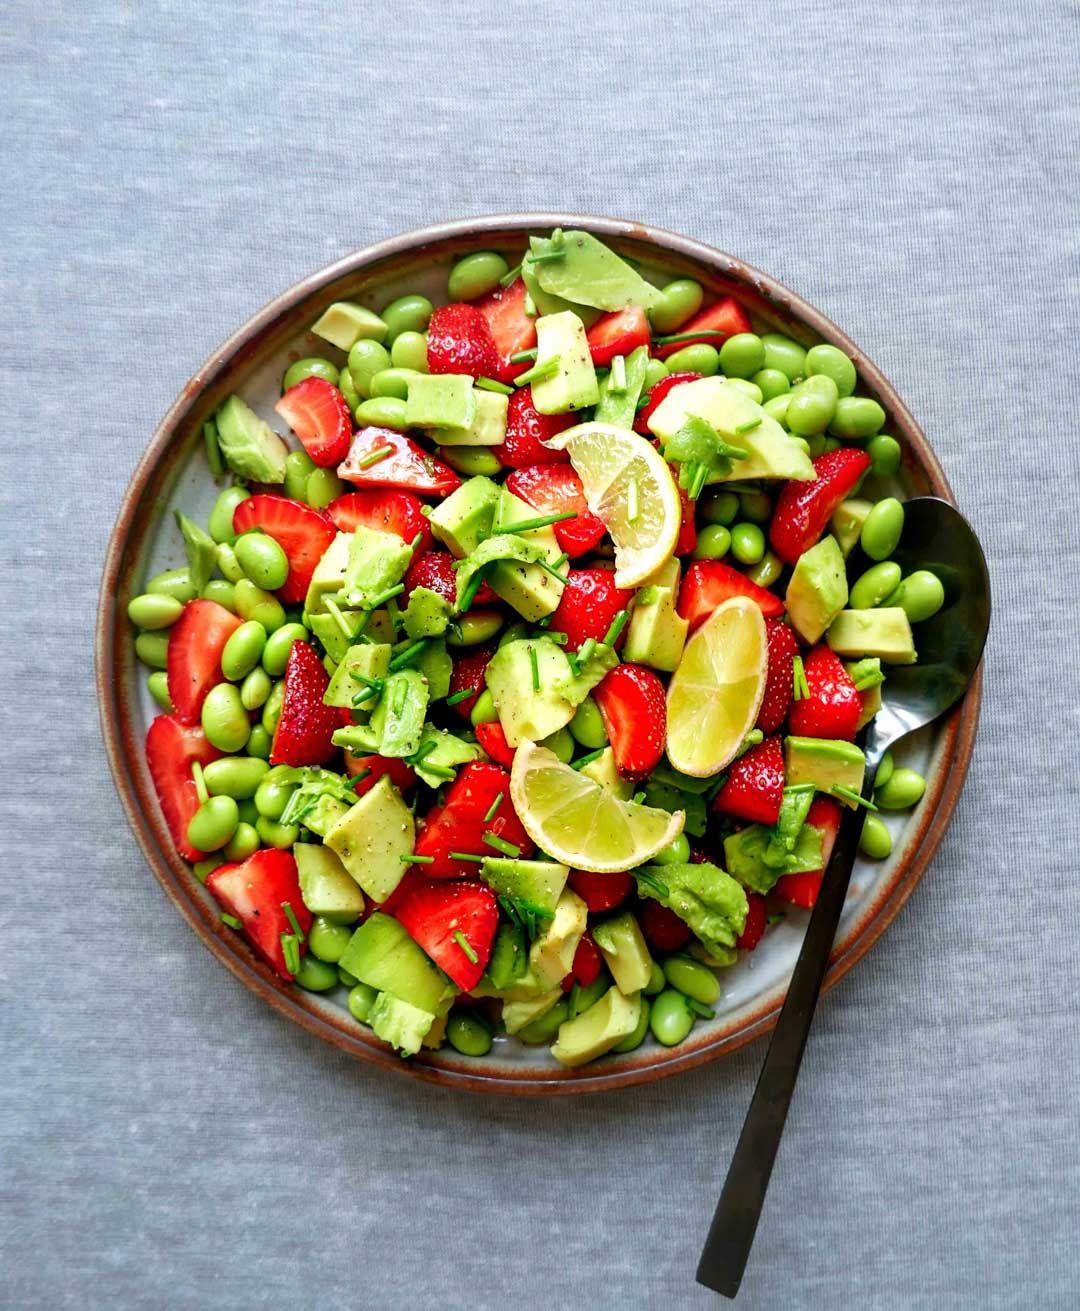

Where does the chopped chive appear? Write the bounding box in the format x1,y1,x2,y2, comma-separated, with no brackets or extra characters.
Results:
389,638,428,671
219,913,243,931
356,444,394,469
324,596,356,642
509,347,538,363
528,248,567,266
832,784,878,811
545,629,568,645
446,686,476,706
784,783,817,794
577,637,596,667
403,852,435,864
523,292,537,317
739,729,764,754
767,911,786,925
528,644,540,691
449,851,485,863
687,462,709,501
347,769,372,787
281,901,306,944
635,393,651,410
651,329,728,346
191,761,208,805
792,655,810,701
505,509,577,534
483,832,521,857
483,792,504,823
602,609,630,646
409,740,439,765
365,583,405,611
627,476,640,524
513,355,560,388
351,683,382,706
735,417,762,435
457,571,486,613
537,559,569,585
392,678,407,717
453,930,479,964
420,763,456,781
280,932,300,976
409,531,424,552
499,261,523,288
552,552,569,570
476,376,514,396
203,420,224,476
537,614,553,628
609,354,627,393
570,747,606,770
632,790,646,805
688,998,715,1019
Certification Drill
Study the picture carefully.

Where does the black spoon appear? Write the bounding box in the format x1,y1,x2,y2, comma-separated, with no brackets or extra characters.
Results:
697,497,991,1299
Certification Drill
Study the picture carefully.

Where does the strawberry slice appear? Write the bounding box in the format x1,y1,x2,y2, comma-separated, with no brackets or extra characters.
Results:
568,870,633,914
757,619,800,734
737,892,767,951
773,796,843,909
638,898,691,953
475,277,537,382
413,762,532,879
654,298,752,359
402,550,497,608
233,493,337,604
338,427,461,497
677,560,785,631
787,645,862,741
549,567,632,651
570,930,603,987
325,489,432,554
145,715,223,860
593,664,667,778
675,482,697,557
713,736,785,826
494,387,573,468
474,720,516,770
392,878,499,991
206,849,312,980
634,370,703,434
273,377,352,467
769,448,871,565
505,465,606,558
343,751,416,799
586,305,650,366
446,645,494,721
426,303,499,379
166,599,242,726
270,640,339,767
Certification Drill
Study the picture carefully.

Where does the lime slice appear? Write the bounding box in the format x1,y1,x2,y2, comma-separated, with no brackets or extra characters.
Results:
510,740,685,874
544,421,681,588
666,596,768,777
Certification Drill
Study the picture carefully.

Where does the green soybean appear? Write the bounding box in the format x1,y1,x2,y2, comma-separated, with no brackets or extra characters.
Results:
762,395,791,428
649,989,694,1046
887,570,945,623
261,679,285,734
446,1011,493,1057
215,543,245,583
348,982,378,1023
540,727,574,764
255,815,299,849
875,767,926,810
208,485,251,544
568,977,609,1019
761,333,807,381
730,522,765,564
850,561,902,610
135,632,170,669
859,814,892,859
234,533,289,591
652,832,692,866
187,795,239,852
664,343,719,376
498,623,529,649
469,688,498,726
643,960,667,996
236,798,259,826
305,467,344,509
127,593,182,630
752,368,790,401
860,498,904,561
569,697,608,749
663,954,721,1006
246,724,272,759
284,449,317,501
867,434,902,477
437,445,503,476
308,917,353,964
381,293,434,343
613,998,651,1053
201,580,237,612
447,611,504,648
876,750,895,789
347,339,392,398
224,822,260,862
294,955,338,992
147,671,174,712
738,490,772,524
390,330,429,373
642,358,669,390
354,396,408,430
254,772,294,820
262,622,309,676
240,665,273,710
282,358,339,392
338,364,361,412
701,490,739,525
201,683,250,752
146,567,196,604
370,366,421,400
747,551,783,588
203,755,269,799
221,620,267,681
235,579,286,633
724,378,763,404
338,967,359,988
693,524,731,559
786,375,839,436
805,343,857,398
831,396,886,440
518,999,569,1045
448,251,509,301
649,278,703,333
718,332,765,380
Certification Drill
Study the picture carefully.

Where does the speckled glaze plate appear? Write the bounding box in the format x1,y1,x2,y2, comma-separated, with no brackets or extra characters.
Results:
96,214,982,1095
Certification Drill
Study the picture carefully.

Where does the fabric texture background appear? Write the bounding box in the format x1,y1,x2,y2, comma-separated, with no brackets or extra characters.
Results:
3,2,1078,1307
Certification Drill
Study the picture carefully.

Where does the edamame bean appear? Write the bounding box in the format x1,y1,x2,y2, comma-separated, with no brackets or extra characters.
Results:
642,358,669,390
234,533,289,592
876,750,895,789
448,251,509,301
240,665,273,710
830,396,886,440
146,567,196,603
135,632,170,669
643,960,666,996
498,623,529,649
723,378,763,403
821,436,842,454
284,449,317,501
305,467,345,509
370,366,420,400
262,622,309,676
469,688,498,726
762,395,791,428
254,772,294,820
760,333,807,381
261,679,285,734
381,293,434,343
693,524,731,559
437,445,503,476
568,977,608,1019
282,358,339,392
193,857,223,883
649,278,703,333
187,795,239,852
860,497,904,561
201,579,237,612
752,368,790,401
294,955,338,992
850,561,902,609
308,917,353,964
540,727,574,764
875,767,926,810
237,798,260,826
701,490,739,525
664,343,719,376
446,610,503,648
518,999,569,1045
127,593,182,630
235,579,286,633
805,434,827,459
569,697,607,749
390,330,429,373
652,832,691,866
338,967,359,987
786,375,839,436
859,814,892,859
203,756,269,799
221,620,268,681
663,954,721,1006
730,522,765,564
747,551,783,588
338,364,360,412
718,332,765,379
215,543,245,583
738,490,771,524
348,982,378,1023
208,485,251,544
224,822,260,862
255,815,299,849
867,434,901,477
147,670,174,712
887,570,945,623
805,343,857,398
613,998,651,1053
201,683,250,752
649,989,694,1046
347,339,392,398
354,396,408,429
247,724,272,759
446,1011,494,1057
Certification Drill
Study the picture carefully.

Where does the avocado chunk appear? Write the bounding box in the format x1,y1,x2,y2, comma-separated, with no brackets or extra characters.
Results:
401,586,452,639
299,794,351,839
723,822,824,894
647,377,814,483
323,642,392,710
591,911,654,994
785,736,866,803
215,395,290,484
295,844,364,923
341,524,414,610
324,774,415,901
485,637,578,745
846,658,883,730
428,476,501,558
827,608,917,664
303,532,352,615
339,912,455,1013
786,535,849,643
422,1011,448,1050
432,389,509,446
831,498,873,556
175,510,217,594
369,668,429,758
580,746,633,799
404,373,476,431
529,888,589,988
594,343,650,429
368,992,437,1056
623,558,689,671
412,638,453,701
479,857,570,915
637,862,748,957
482,922,529,991
530,311,599,415
520,252,601,325
551,987,642,1068
487,489,566,619
408,726,482,787
529,230,663,312
503,988,563,1035
311,300,387,350
308,606,391,661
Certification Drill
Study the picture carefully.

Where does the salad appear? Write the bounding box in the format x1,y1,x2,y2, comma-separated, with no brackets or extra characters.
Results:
130,229,942,1068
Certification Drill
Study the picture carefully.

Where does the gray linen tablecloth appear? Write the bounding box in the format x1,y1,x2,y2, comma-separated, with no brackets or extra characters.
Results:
3,2,1078,1307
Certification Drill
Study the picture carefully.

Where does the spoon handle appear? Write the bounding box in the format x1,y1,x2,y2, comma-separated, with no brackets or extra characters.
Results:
696,764,877,1299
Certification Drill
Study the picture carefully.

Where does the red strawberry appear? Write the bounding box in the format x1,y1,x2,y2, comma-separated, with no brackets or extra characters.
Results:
638,898,691,953
145,715,223,860
233,494,337,604
756,619,799,734
773,797,842,909
713,736,785,826
571,930,603,986
274,377,352,467
338,427,461,497
446,645,494,721
392,878,499,991
402,550,497,608
474,720,516,770
206,849,312,980
494,387,573,468
675,482,697,556
737,892,767,951
166,599,242,725
568,870,633,914
586,305,650,366
654,298,752,359
677,560,785,631
549,568,632,651
426,302,499,379
634,370,703,434
270,640,339,767
343,751,416,799
414,762,533,879
788,645,862,741
475,278,536,382
505,465,606,558
593,664,667,778
769,448,871,565
325,488,432,554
